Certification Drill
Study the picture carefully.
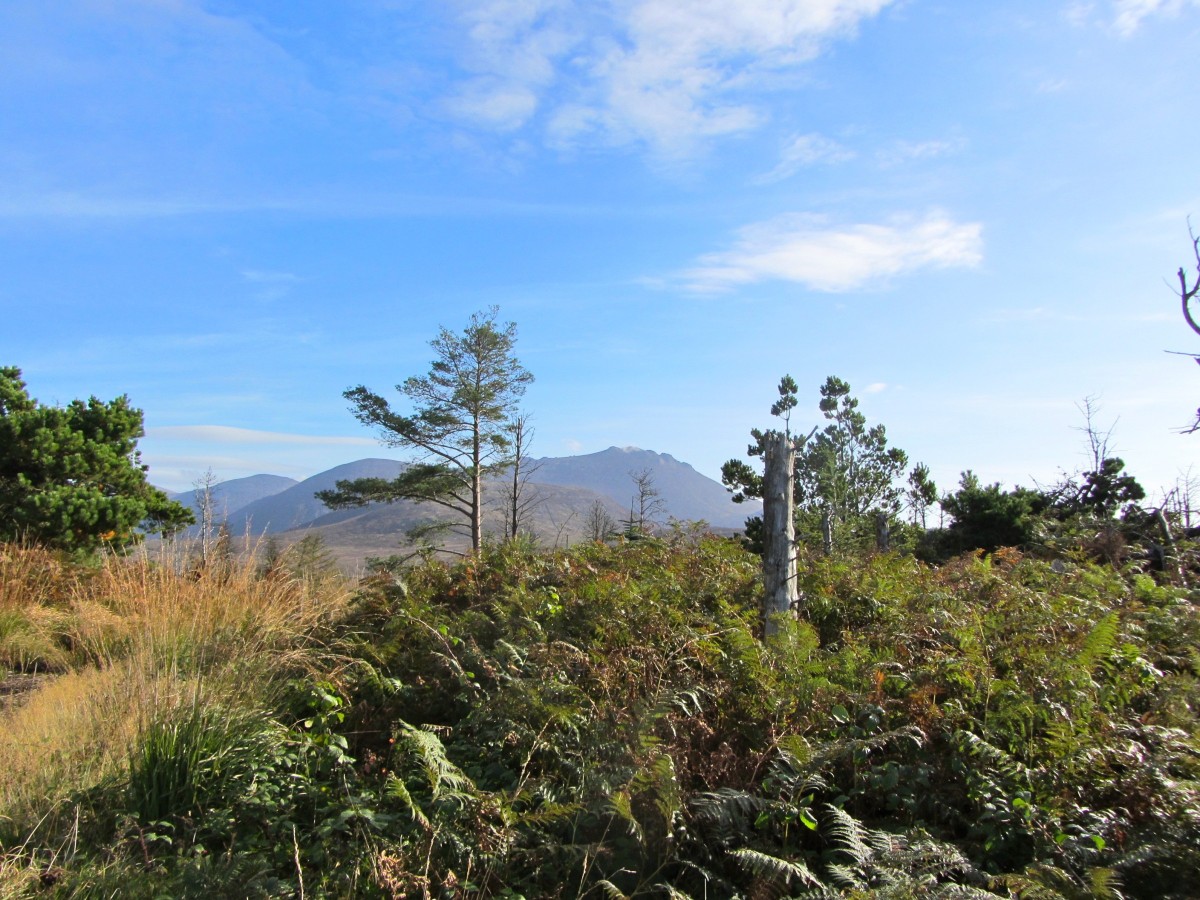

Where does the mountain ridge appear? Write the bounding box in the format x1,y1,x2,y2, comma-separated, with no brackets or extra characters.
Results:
164,447,758,566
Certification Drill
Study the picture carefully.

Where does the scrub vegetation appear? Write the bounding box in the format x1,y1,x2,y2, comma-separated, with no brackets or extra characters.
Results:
1,525,1198,898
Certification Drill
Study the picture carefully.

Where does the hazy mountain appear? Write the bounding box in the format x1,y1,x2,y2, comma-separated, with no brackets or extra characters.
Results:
225,459,406,536
290,482,627,570
203,449,755,565
528,446,757,529
172,474,297,531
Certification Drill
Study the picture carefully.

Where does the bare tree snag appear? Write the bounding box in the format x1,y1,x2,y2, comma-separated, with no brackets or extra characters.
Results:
1177,226,1200,432
762,430,797,637
1179,226,1200,337
875,511,890,552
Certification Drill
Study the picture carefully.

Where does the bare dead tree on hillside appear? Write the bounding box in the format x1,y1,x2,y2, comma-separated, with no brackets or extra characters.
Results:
628,467,666,536
583,499,618,543
496,414,543,541
1175,224,1200,432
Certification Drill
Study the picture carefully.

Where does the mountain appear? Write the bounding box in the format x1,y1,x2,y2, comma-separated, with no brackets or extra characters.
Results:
290,481,627,570
528,446,758,529
197,449,755,567
171,474,298,532
225,459,406,536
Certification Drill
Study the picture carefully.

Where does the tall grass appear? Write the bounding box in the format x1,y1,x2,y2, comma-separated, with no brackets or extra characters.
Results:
0,541,353,874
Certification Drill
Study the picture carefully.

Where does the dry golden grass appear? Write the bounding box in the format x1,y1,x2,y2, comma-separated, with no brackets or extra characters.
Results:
0,541,353,674
0,665,139,836
0,544,74,612
0,542,355,854
71,543,353,673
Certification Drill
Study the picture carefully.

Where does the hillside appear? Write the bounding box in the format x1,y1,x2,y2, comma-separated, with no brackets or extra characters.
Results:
224,459,406,536
3,538,1197,898
294,481,627,569
170,474,298,534
201,449,755,564
528,445,758,529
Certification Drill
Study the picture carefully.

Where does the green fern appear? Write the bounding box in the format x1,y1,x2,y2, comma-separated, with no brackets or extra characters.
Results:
393,723,475,804
1075,612,1120,677
730,847,822,890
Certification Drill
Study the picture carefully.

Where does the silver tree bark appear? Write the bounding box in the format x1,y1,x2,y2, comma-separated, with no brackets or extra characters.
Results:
762,430,797,637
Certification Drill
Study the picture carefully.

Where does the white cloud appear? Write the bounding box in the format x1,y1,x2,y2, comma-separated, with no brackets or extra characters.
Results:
876,136,967,167
149,425,376,447
681,211,983,293
755,133,855,183
864,382,888,394
1111,0,1200,35
448,0,896,156
445,78,541,131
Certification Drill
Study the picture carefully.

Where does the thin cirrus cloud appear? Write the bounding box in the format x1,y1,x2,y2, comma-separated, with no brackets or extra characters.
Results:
447,0,897,156
754,133,856,184
1111,0,1200,35
681,211,983,293
149,426,376,447
876,136,967,167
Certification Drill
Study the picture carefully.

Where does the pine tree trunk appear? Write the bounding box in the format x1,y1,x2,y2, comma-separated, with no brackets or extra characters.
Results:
762,431,797,637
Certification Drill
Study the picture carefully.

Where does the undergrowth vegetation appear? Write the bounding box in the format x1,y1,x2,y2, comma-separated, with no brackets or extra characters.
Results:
1,531,1198,898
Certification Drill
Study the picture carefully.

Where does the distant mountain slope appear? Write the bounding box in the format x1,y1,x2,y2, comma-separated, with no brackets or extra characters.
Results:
528,446,758,529
289,482,627,569
205,448,756,544
172,474,298,530
226,459,405,535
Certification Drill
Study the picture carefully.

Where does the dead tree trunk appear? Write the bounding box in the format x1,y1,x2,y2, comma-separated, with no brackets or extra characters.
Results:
875,511,890,552
762,430,797,637
1155,507,1188,588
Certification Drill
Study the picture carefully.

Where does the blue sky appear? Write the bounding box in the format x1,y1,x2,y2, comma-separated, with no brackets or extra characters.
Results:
3,0,1200,505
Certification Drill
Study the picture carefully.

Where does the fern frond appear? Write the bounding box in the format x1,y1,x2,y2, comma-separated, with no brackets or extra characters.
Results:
493,638,528,670
394,723,475,800
605,788,642,838
690,787,769,825
651,884,694,899
730,847,822,889
955,730,1030,783
1076,611,1120,676
929,886,1008,899
383,772,432,831
820,804,875,868
514,800,583,827
1088,866,1124,900
809,724,925,771
595,879,629,899
892,834,981,883
823,862,863,889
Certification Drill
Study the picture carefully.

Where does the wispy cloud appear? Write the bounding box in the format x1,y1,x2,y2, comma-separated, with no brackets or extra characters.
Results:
447,0,897,157
242,269,302,301
0,192,278,219
1109,0,1199,35
876,136,967,167
149,425,376,447
680,211,983,293
754,132,855,183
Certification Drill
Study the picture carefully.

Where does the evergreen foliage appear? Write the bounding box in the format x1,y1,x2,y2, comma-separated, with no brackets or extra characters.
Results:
317,308,533,553
0,366,191,553
725,376,930,553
